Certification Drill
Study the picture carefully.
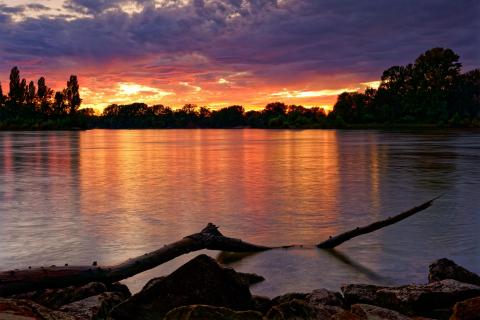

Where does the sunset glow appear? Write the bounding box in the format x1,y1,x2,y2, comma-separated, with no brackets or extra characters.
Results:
0,0,477,112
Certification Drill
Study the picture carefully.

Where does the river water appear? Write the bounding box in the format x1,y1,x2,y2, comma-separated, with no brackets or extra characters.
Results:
0,129,479,296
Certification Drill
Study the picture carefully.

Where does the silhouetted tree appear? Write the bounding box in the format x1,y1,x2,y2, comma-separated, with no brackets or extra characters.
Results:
53,91,67,115
8,66,21,104
65,75,81,115
26,81,36,106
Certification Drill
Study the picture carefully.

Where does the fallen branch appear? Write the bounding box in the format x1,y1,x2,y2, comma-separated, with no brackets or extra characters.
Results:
0,197,440,296
317,195,441,248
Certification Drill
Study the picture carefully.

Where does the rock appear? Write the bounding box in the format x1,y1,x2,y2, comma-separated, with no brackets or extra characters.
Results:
140,276,165,291
0,298,77,320
251,295,273,314
376,279,480,316
351,304,411,320
11,282,108,309
164,305,263,320
429,258,480,286
271,292,308,306
59,291,126,320
341,284,388,306
224,269,265,286
305,288,346,308
450,296,480,320
110,254,253,320
265,299,340,320
331,310,362,320
105,283,131,299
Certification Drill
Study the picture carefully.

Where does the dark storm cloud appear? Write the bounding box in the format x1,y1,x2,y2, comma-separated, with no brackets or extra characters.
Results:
0,0,478,82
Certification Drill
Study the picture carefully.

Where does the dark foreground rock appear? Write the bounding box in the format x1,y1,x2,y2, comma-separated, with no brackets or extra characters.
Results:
377,279,480,316
59,291,127,320
265,299,341,320
449,296,480,320
0,298,77,319
164,305,263,320
341,284,388,306
110,254,253,320
10,282,108,309
429,258,480,286
351,303,410,320
343,279,480,318
305,288,346,308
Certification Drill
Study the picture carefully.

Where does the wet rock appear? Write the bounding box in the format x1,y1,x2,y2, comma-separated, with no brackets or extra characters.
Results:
59,292,126,320
140,276,165,291
271,292,308,306
351,304,411,320
265,299,340,320
305,288,346,308
331,310,362,320
341,284,388,306
428,258,480,286
164,305,263,320
110,254,253,320
0,298,77,320
449,296,480,320
251,295,273,314
224,269,265,286
11,282,108,309
105,283,131,299
376,279,480,316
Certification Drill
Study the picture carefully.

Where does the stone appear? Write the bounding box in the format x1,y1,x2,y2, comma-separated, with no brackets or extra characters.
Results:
305,288,346,308
109,254,253,320
0,298,77,320
265,299,341,319
429,258,480,286
59,291,126,320
11,282,108,309
341,284,388,306
331,310,362,320
251,295,273,314
271,292,308,306
164,305,264,320
351,304,411,320
224,269,265,286
376,279,480,316
449,296,480,320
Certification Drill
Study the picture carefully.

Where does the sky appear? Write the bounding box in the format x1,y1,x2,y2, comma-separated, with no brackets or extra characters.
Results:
0,0,478,111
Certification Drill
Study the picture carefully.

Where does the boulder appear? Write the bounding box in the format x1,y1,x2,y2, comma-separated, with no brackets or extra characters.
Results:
224,269,265,286
59,292,126,320
109,254,253,320
331,310,362,320
351,304,411,320
11,282,108,309
164,305,263,320
305,288,346,308
341,284,388,306
271,292,308,306
429,258,480,286
449,296,480,320
251,295,273,314
376,279,480,316
0,298,77,320
265,299,340,320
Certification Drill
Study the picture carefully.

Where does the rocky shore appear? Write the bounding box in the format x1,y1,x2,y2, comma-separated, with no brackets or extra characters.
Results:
1,256,479,320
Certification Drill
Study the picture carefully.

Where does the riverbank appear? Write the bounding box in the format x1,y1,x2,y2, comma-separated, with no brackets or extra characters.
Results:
1,255,479,319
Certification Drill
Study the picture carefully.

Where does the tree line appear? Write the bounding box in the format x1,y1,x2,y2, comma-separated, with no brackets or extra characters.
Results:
0,47,478,130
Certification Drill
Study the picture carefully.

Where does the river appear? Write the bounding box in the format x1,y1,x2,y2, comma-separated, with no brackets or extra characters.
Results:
0,129,479,296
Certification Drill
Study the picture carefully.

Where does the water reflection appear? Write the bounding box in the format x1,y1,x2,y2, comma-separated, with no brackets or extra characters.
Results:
0,129,479,296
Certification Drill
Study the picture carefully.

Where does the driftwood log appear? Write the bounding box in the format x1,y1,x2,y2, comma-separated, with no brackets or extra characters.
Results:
0,196,439,296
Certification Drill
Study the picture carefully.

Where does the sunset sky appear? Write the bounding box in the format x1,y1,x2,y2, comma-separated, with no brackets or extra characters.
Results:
0,0,478,111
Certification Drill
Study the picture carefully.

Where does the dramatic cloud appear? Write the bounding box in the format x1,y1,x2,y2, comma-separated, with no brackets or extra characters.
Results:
0,0,478,110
